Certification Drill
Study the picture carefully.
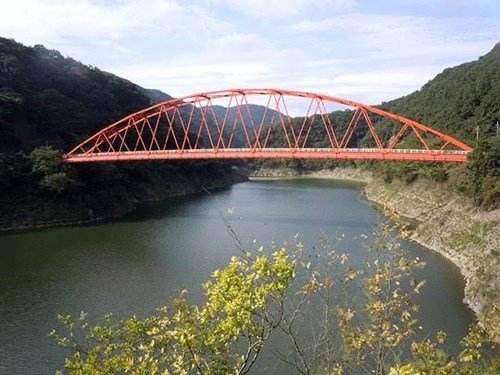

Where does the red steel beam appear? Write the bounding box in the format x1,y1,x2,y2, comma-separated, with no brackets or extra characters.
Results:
64,149,469,163
64,88,473,163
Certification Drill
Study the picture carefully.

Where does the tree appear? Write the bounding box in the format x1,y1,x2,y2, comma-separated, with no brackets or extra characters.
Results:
29,146,72,193
334,224,426,374
270,215,426,375
51,249,295,374
465,138,500,209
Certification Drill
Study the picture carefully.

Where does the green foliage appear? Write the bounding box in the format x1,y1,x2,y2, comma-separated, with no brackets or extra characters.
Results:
356,43,499,207
335,223,426,374
369,137,499,209
462,138,500,208
0,37,151,152
29,146,63,175
400,325,500,374
29,146,73,193
369,160,453,186
446,222,493,251
444,138,500,209
380,43,500,144
40,172,72,193
51,249,296,374
0,152,34,189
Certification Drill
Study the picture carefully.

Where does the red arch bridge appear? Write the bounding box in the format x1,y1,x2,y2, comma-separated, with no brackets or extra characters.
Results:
63,88,472,163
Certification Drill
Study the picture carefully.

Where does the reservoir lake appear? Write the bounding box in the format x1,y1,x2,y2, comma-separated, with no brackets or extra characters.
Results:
0,178,474,374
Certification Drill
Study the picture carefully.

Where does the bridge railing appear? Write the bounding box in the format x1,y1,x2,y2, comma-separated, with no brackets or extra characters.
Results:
64,147,469,164
84,147,469,154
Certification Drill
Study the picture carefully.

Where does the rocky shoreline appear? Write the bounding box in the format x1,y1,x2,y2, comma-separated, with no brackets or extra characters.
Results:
364,178,499,330
250,166,373,181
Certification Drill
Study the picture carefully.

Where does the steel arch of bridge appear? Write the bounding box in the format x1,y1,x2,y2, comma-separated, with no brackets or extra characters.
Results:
63,88,472,163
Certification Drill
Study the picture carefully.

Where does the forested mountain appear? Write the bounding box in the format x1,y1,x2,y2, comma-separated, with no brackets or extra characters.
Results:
381,42,500,143
0,38,152,152
373,43,499,208
209,104,284,146
258,44,498,154
0,37,277,153
254,43,499,208
0,37,246,231
212,104,282,125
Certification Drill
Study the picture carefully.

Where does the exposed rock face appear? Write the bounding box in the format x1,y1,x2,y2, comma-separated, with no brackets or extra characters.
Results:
250,167,301,177
365,178,500,330
251,167,373,181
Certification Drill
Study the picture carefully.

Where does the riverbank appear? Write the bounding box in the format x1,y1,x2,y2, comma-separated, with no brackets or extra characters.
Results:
252,167,500,338
250,166,373,182
0,164,248,233
365,178,499,334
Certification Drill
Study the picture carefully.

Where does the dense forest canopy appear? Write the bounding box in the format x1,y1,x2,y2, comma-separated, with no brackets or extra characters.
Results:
372,42,500,208
380,42,500,143
0,37,152,152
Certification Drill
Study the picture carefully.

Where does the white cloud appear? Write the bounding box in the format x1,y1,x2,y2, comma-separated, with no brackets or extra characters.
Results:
1,1,177,41
1,0,498,111
111,60,272,94
207,0,357,19
0,0,230,65
288,13,500,60
283,12,500,106
203,33,262,57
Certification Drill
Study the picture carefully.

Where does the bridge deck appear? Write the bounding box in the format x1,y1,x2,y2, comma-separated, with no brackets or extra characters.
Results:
64,148,469,163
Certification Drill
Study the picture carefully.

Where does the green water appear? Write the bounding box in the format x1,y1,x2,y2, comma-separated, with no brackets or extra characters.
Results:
0,179,473,374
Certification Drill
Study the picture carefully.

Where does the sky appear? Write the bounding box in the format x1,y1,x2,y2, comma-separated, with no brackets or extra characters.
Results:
1,0,499,108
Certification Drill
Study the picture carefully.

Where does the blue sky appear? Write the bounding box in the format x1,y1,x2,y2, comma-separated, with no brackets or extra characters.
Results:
1,0,499,108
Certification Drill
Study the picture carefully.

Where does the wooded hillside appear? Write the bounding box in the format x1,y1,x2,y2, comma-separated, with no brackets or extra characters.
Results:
0,37,245,231
0,37,153,152
381,42,500,143
374,43,499,208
